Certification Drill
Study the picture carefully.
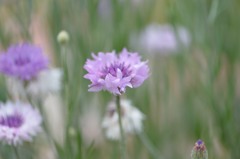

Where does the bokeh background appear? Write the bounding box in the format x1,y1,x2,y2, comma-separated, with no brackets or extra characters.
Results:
0,0,240,159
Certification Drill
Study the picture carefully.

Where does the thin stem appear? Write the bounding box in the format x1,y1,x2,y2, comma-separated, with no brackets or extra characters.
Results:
32,99,59,159
60,45,71,128
13,146,20,159
60,44,71,143
116,95,127,159
207,0,219,24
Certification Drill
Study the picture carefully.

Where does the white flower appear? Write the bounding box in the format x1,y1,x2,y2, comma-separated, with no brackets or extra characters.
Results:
0,101,42,145
26,68,62,97
102,99,145,140
7,68,62,100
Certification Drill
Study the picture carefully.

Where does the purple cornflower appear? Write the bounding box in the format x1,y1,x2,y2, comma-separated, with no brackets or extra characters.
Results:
84,48,149,95
0,102,42,145
0,43,48,80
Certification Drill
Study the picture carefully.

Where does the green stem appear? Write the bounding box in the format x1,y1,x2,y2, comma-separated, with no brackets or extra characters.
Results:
13,146,20,159
60,44,71,127
33,99,59,159
116,95,127,159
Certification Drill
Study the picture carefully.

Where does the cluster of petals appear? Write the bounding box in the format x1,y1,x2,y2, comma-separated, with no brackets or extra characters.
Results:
84,48,149,95
0,102,42,145
0,43,48,81
0,43,62,99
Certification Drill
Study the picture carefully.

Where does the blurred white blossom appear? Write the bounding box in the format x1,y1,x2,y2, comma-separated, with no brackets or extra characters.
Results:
7,68,62,100
0,101,42,145
102,99,145,140
27,68,62,98
130,24,191,54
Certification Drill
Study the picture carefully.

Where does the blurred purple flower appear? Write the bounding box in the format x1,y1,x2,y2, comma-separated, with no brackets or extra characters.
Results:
0,102,42,145
131,24,191,54
191,139,208,159
0,43,48,80
84,48,149,95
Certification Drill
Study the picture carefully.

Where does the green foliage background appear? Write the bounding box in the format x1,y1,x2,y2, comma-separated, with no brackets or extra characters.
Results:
0,0,240,159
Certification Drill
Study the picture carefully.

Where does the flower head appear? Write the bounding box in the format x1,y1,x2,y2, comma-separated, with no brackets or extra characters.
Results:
26,68,62,98
84,48,149,95
131,24,191,54
7,68,62,100
102,99,145,140
191,139,208,159
0,43,48,80
0,102,42,145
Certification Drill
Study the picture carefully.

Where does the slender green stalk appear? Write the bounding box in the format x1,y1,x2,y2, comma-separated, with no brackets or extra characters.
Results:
59,34,77,158
13,146,20,159
59,43,71,126
116,95,127,159
34,99,60,159
208,0,219,24
60,43,72,134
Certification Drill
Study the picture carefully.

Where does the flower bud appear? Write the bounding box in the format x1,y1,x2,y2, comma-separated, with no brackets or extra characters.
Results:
191,139,208,159
57,30,69,44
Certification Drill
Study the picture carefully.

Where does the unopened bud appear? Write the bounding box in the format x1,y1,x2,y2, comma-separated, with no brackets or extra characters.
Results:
57,30,69,44
191,139,208,159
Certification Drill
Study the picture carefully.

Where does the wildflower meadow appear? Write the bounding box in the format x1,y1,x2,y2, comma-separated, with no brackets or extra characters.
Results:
0,0,240,159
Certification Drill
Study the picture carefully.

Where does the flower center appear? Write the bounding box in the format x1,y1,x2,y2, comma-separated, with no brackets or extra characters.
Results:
197,140,203,145
101,62,132,78
0,114,23,128
14,57,30,66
